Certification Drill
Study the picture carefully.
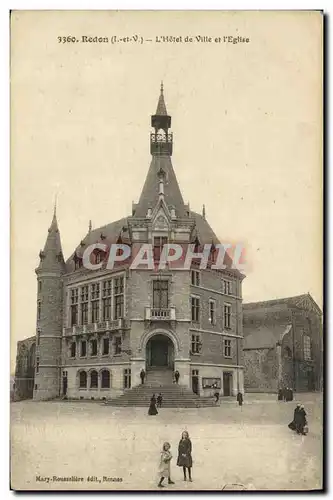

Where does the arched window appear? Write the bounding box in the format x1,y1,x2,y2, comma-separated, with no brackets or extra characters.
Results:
101,370,110,389
79,371,87,388
90,370,98,389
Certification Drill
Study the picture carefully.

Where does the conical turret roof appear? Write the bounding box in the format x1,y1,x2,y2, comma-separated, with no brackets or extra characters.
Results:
36,210,65,274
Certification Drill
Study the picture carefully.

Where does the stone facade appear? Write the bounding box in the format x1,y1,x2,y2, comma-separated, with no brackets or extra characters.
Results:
14,86,245,402
243,294,323,393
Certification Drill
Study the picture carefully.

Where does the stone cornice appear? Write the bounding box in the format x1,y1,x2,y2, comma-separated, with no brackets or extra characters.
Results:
190,362,244,369
189,327,243,339
191,284,242,300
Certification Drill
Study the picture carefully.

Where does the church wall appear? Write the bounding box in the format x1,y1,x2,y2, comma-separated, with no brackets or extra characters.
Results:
243,303,291,332
14,337,36,400
243,348,278,393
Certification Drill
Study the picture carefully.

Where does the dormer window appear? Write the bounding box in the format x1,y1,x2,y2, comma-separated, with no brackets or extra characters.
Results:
94,249,105,265
74,258,83,270
73,252,83,270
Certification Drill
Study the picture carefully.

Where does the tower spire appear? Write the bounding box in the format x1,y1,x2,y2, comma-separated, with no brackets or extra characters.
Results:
156,81,168,116
36,207,65,274
53,194,57,217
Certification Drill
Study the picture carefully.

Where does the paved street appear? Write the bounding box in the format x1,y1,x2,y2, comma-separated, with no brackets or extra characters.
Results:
10,392,323,491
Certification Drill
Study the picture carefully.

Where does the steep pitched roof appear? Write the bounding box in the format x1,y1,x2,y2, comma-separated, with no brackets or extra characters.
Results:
134,155,186,218
156,90,168,115
191,211,220,245
243,293,322,315
65,217,128,272
36,212,65,274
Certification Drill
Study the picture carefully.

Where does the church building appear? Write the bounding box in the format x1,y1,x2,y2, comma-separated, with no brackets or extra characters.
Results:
243,294,323,393
14,85,245,402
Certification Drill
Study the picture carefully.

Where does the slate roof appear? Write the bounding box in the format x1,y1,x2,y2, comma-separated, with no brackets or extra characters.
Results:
36,212,66,274
156,89,168,116
243,294,322,315
65,217,128,271
134,155,186,218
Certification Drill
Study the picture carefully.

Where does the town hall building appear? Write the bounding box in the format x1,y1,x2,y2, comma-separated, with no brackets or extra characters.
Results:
14,85,245,402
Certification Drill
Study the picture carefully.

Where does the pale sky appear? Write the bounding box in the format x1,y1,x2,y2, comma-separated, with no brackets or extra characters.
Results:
11,11,323,372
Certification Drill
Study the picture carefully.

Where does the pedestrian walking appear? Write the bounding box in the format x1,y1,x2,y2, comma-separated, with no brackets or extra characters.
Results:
148,394,158,416
177,431,193,482
295,404,308,435
157,393,163,408
174,370,180,384
236,391,243,407
288,403,301,431
140,369,146,384
278,388,283,401
158,442,174,488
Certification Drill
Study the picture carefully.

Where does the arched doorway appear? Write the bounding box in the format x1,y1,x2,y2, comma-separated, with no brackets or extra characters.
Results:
146,334,174,369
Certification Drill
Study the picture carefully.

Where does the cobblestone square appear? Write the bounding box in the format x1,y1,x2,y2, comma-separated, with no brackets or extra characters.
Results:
10,392,323,491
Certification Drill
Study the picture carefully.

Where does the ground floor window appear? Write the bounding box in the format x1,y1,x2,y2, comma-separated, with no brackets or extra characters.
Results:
202,377,221,389
101,369,110,388
79,371,87,388
124,369,131,389
90,370,98,388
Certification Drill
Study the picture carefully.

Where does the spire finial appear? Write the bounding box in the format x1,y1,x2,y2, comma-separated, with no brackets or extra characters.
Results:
160,81,164,94
89,220,92,233
202,204,206,219
53,193,58,217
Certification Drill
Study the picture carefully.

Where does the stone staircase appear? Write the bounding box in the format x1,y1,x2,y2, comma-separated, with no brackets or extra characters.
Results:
105,368,215,408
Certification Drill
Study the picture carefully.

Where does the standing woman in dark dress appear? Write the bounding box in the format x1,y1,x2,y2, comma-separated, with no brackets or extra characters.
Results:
296,404,307,435
237,392,243,407
177,431,193,482
148,394,158,416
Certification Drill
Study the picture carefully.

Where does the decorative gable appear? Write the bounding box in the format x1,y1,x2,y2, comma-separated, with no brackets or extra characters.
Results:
292,294,322,316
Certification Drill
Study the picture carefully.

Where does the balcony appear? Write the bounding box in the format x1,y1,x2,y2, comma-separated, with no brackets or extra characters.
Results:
145,307,176,321
63,319,128,336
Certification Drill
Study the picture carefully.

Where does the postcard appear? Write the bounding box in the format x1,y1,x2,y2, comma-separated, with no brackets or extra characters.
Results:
10,10,323,491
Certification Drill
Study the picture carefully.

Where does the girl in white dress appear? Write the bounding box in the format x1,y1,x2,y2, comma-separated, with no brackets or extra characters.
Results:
158,442,175,488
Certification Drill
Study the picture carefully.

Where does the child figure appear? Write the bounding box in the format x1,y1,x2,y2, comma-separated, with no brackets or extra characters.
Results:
158,442,175,488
